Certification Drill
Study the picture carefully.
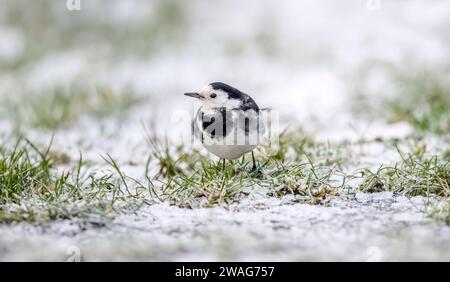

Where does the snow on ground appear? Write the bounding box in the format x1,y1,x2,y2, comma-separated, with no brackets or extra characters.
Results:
1,193,449,261
1,0,449,261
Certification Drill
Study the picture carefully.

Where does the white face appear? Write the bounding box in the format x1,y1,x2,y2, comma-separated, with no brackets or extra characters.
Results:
198,85,242,110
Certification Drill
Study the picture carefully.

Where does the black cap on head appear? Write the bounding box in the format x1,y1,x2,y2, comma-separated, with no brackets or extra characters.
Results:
209,82,260,111
210,82,243,99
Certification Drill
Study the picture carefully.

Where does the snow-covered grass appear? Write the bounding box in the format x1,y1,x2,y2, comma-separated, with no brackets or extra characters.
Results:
141,130,450,211
1,0,450,261
359,145,449,197
1,128,448,225
0,138,151,223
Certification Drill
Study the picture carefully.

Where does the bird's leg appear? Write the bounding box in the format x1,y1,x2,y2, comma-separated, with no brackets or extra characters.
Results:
251,151,257,172
222,158,226,171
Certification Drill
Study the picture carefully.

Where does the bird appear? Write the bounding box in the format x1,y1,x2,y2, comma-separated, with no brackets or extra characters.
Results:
184,82,265,171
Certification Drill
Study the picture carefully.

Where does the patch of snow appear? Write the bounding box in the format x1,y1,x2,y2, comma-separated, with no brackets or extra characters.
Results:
1,194,449,261
0,27,25,61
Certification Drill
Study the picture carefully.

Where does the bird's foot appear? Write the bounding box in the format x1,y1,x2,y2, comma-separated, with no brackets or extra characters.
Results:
249,165,263,177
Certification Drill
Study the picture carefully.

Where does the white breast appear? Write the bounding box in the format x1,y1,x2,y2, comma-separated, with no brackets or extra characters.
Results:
203,143,257,160
194,107,264,160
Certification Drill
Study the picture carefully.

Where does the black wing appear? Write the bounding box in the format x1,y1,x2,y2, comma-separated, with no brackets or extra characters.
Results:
240,94,260,112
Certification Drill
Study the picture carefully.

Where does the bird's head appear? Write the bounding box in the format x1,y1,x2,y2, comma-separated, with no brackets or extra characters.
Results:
184,82,244,110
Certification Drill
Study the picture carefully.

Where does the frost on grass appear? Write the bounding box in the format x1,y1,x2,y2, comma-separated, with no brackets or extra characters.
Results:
358,141,450,223
359,147,449,197
0,0,449,261
1,129,449,225
146,130,345,209
0,138,150,223
143,130,450,220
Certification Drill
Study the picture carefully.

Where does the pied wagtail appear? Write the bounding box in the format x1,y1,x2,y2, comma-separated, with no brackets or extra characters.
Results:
184,82,265,171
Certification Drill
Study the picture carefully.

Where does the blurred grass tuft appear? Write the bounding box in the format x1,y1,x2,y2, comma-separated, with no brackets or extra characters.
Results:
353,62,450,135
3,84,144,130
388,70,450,134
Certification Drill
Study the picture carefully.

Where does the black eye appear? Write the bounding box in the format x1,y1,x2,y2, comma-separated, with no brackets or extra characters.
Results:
210,93,217,98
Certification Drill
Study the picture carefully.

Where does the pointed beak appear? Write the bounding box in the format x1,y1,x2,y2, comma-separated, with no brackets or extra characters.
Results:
184,92,204,99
